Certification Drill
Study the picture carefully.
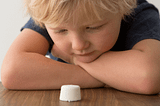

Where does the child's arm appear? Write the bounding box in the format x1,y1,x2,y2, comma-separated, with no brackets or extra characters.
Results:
1,29,104,90
75,39,160,94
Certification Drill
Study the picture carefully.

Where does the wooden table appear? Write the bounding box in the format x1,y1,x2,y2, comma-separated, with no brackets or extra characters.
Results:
0,82,160,106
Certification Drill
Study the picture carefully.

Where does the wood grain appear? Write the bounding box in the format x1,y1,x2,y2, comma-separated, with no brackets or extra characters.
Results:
0,82,160,106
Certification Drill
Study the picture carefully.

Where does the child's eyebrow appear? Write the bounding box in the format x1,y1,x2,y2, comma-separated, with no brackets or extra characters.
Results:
50,27,65,30
82,19,108,26
47,26,66,30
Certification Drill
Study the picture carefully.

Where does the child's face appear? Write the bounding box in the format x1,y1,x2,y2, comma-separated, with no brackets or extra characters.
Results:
45,13,122,63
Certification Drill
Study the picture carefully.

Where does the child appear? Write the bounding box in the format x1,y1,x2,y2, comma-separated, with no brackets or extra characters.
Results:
1,0,160,94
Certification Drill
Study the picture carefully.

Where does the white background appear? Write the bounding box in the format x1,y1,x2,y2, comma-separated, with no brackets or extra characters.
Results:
0,0,160,81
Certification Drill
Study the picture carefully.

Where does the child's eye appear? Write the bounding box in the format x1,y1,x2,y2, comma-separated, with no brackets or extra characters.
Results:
55,29,68,33
86,25,103,30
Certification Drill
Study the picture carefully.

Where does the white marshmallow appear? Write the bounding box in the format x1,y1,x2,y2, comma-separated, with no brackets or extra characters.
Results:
59,85,81,102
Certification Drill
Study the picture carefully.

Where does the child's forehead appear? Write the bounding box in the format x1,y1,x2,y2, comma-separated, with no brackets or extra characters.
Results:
47,11,116,28
47,17,107,29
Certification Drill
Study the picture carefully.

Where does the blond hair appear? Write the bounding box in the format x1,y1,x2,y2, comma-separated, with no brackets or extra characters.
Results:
24,0,137,28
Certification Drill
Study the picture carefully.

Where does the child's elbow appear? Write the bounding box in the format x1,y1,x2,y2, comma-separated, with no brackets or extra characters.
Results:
138,79,160,95
1,77,13,90
137,64,160,95
1,60,18,90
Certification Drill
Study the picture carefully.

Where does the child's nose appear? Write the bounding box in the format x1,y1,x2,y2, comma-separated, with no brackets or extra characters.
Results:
71,35,90,51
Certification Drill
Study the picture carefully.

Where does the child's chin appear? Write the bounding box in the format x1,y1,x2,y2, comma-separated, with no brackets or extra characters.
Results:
76,56,97,63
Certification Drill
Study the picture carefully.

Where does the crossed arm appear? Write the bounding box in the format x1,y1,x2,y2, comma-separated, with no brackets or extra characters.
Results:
75,41,160,94
1,29,104,90
1,29,160,94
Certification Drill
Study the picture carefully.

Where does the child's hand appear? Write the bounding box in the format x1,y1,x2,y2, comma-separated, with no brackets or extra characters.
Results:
51,44,74,64
51,44,89,65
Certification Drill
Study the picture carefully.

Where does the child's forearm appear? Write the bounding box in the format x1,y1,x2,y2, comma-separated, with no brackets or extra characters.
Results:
76,50,160,94
1,53,104,90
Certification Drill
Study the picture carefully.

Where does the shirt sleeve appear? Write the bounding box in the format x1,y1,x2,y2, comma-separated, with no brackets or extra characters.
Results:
124,0,160,50
21,18,54,52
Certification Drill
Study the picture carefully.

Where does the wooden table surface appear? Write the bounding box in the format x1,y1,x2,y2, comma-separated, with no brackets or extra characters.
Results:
0,82,160,106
